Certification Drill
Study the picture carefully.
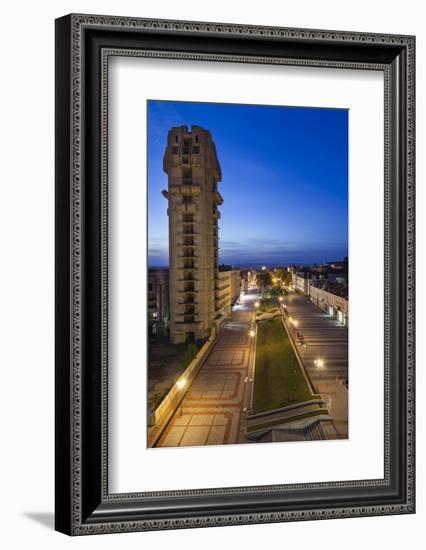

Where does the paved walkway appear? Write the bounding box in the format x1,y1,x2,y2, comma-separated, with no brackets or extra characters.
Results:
156,288,259,447
280,291,349,439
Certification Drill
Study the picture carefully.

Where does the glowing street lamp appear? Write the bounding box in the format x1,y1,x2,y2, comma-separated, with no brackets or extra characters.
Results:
255,301,260,309
314,359,325,381
176,378,186,390
279,296,283,302
293,319,299,328
249,329,256,337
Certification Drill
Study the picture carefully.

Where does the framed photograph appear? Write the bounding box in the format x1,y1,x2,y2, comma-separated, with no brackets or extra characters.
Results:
55,14,415,535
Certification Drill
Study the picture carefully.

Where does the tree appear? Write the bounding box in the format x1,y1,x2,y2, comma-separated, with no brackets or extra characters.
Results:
276,268,293,286
185,343,198,366
268,286,288,297
255,270,272,289
283,271,293,286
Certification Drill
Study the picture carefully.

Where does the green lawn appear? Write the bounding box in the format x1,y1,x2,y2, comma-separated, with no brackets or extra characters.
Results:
258,298,277,313
252,317,312,414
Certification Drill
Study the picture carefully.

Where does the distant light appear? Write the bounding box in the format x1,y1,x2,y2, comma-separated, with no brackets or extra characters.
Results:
261,266,266,271
293,320,299,327
315,359,324,368
279,296,283,302
249,330,256,337
176,379,186,389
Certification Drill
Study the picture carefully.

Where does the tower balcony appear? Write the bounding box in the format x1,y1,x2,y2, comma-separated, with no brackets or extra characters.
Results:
177,287,197,294
177,251,197,259
177,260,198,268
181,203,198,214
178,298,198,305
177,220,198,227
174,318,201,326
176,305,197,316
177,275,199,282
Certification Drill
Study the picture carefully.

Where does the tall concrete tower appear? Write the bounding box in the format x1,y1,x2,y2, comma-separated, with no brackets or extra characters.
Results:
162,125,223,344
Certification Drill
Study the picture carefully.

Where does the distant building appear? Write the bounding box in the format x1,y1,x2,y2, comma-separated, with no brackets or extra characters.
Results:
309,285,349,326
291,261,349,326
292,270,310,295
216,268,242,318
162,125,224,344
148,268,169,334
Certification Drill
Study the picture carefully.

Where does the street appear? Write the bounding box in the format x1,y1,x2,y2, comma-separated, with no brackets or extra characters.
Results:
156,288,259,447
280,290,349,438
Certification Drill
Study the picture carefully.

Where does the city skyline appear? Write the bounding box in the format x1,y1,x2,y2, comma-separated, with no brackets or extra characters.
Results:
148,100,348,266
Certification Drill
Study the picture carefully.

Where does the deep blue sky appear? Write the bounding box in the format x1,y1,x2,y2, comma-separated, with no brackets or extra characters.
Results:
148,100,348,267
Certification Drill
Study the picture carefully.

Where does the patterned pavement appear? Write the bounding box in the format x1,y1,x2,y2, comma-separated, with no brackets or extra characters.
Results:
156,290,258,447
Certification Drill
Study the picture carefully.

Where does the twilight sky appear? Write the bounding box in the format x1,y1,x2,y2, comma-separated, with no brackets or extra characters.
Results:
147,100,348,267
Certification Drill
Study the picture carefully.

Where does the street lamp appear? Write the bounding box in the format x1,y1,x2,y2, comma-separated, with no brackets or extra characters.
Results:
314,359,324,381
249,329,256,337
176,378,186,390
254,301,260,309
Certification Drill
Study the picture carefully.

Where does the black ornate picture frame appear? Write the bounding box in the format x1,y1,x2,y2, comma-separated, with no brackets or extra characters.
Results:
55,14,415,535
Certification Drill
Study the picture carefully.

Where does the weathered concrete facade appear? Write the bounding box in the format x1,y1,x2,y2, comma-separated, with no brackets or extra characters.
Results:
163,126,223,344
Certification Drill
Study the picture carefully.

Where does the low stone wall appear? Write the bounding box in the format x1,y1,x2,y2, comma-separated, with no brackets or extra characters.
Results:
246,398,329,434
148,331,216,447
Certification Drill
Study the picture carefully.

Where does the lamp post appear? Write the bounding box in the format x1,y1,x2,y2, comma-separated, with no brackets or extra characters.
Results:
301,341,308,361
314,359,324,381
176,378,186,416
292,318,299,338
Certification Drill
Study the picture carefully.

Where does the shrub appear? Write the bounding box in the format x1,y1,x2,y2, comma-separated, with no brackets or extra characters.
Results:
185,343,198,366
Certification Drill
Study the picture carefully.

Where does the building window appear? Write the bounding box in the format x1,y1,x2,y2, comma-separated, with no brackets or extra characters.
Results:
182,167,192,181
148,283,153,291
183,139,190,155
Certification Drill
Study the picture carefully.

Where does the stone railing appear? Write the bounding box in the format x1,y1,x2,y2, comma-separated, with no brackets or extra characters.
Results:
147,330,216,447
